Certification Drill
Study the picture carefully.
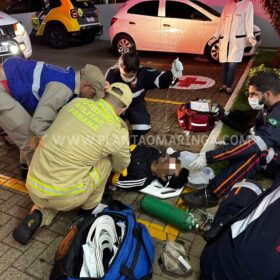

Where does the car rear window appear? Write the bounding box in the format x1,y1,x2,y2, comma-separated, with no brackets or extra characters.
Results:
70,0,96,8
128,1,159,17
192,1,220,17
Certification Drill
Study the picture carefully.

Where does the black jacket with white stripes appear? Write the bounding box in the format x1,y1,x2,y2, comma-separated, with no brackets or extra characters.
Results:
202,175,280,279
115,145,160,189
105,66,174,106
206,101,280,163
115,145,189,190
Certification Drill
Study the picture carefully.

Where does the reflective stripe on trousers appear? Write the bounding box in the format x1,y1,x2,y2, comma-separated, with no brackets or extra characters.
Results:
27,167,101,196
89,167,101,190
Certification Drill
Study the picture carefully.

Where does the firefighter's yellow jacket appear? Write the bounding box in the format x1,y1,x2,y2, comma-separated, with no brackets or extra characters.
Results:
26,98,130,197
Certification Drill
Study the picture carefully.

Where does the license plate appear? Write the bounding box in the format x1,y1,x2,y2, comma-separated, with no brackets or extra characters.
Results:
0,45,8,53
86,17,95,23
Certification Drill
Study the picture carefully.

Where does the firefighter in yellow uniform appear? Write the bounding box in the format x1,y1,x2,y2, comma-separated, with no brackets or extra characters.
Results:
13,82,132,245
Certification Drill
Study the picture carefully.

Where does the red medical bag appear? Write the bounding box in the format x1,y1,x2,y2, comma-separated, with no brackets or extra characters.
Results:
177,103,215,132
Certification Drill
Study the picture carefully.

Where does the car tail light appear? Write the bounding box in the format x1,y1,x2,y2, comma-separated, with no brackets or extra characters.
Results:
70,9,78,18
94,9,99,17
111,17,118,26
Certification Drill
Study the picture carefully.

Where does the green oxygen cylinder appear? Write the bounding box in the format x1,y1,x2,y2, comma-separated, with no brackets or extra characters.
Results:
140,195,198,231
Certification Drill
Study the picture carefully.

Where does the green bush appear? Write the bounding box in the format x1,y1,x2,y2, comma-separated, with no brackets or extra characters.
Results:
248,64,280,78
243,64,280,94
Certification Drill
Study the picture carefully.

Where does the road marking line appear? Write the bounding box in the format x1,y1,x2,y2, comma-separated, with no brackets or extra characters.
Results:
145,97,183,105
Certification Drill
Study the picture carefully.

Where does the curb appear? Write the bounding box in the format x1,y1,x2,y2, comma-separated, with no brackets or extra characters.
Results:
201,56,256,153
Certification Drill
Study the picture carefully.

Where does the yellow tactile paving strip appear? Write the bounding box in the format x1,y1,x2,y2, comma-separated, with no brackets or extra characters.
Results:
0,174,28,193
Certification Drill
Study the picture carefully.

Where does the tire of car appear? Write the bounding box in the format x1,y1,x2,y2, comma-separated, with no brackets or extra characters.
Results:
113,34,135,55
205,40,220,63
45,25,69,49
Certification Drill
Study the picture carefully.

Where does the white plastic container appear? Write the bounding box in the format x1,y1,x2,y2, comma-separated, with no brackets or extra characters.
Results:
178,151,215,189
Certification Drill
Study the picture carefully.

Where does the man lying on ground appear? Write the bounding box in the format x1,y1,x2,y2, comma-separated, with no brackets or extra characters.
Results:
112,144,189,190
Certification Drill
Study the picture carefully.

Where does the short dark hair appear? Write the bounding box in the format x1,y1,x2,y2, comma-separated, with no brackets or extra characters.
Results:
121,51,140,73
249,71,280,95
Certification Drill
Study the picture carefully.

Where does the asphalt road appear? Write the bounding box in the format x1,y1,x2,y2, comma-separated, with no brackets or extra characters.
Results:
30,38,223,74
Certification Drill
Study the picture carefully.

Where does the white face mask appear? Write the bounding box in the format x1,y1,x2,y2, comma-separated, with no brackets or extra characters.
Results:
248,97,264,110
120,72,136,83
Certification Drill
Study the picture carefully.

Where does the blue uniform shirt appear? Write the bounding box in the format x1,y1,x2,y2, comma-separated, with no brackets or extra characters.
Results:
3,57,76,113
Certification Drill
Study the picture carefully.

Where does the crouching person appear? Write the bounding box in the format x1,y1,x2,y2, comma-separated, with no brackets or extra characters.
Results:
13,83,132,245
201,175,280,279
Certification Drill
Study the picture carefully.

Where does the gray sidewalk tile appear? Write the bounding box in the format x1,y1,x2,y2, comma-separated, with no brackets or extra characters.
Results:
6,205,29,220
34,228,58,245
0,218,19,240
0,243,10,258
0,247,22,275
49,220,69,236
0,213,12,226
13,241,47,271
0,189,14,201
3,234,34,252
0,194,24,212
189,235,207,259
39,236,63,264
27,259,53,280
0,267,35,280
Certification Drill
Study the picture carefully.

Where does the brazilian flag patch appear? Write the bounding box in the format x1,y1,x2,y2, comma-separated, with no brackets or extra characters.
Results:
268,117,280,127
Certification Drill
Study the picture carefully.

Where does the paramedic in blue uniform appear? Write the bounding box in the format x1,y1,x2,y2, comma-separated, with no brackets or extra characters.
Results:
0,57,105,170
105,52,183,143
201,175,280,279
181,71,280,208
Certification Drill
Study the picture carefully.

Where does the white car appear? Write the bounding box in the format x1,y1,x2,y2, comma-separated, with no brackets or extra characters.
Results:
109,0,261,62
0,11,32,61
5,0,44,35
